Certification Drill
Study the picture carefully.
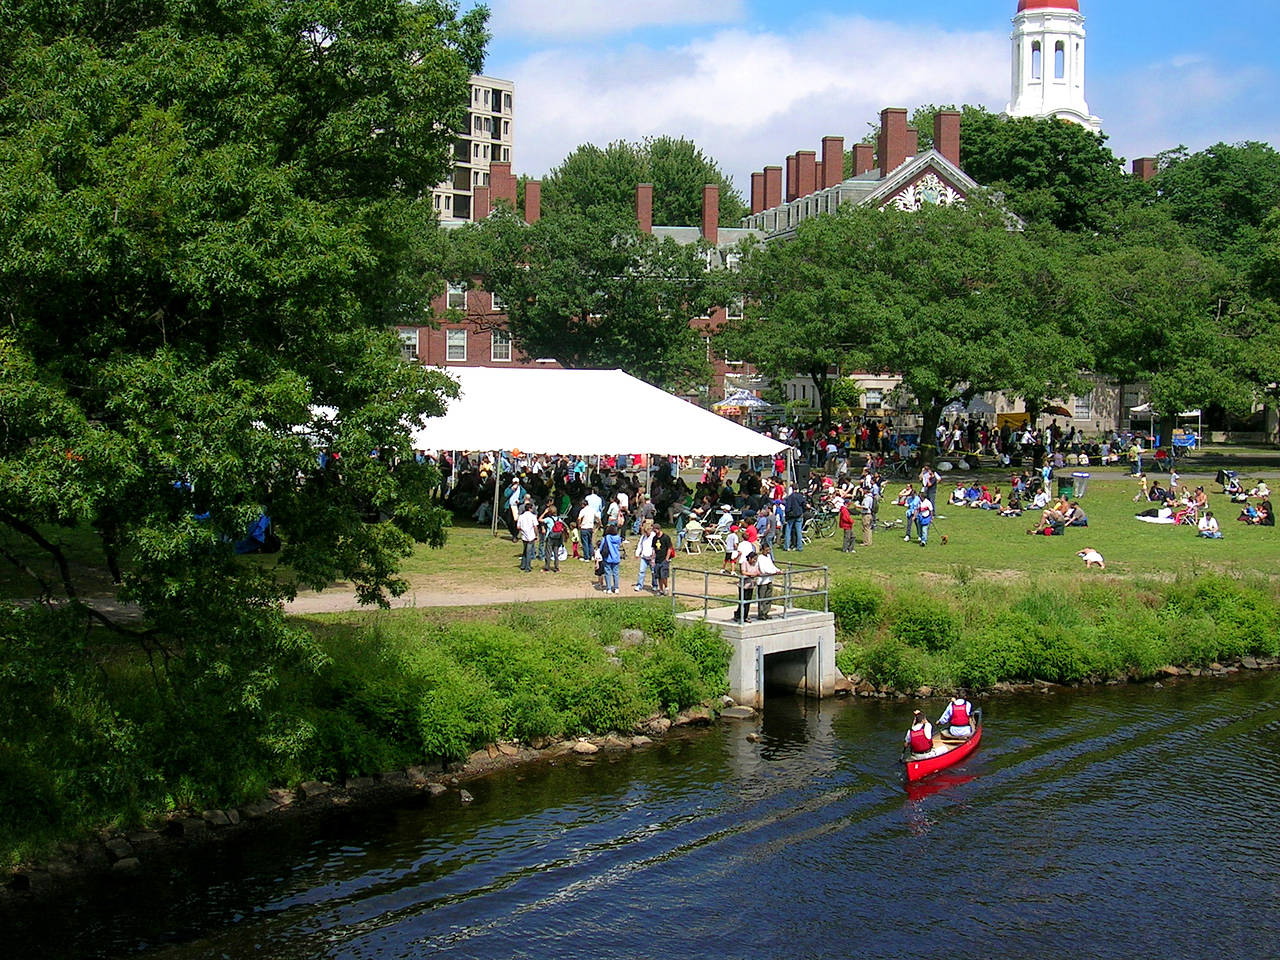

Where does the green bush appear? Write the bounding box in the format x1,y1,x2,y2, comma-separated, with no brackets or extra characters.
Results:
640,643,707,716
415,656,501,762
854,638,925,691
890,596,959,652
504,689,566,742
829,579,884,633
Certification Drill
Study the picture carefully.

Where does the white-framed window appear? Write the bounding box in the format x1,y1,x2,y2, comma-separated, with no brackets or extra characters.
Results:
473,116,482,133
727,296,745,320
472,88,479,103
502,148,509,162
483,89,489,107
1031,41,1042,80
491,330,512,362
864,388,883,407
473,142,479,158
703,335,712,362
503,120,510,137
503,93,512,111
445,328,467,362
723,350,744,367
398,329,418,362
444,195,451,209
491,291,505,312
725,253,741,272
1074,392,1094,420
1055,41,1066,79
483,144,489,159
483,117,491,133
446,281,466,310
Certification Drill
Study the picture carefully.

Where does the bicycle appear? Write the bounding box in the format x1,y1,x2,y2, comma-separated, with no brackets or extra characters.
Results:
802,512,837,542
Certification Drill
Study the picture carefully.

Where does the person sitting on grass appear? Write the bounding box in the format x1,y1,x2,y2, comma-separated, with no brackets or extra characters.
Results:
1030,507,1066,536
948,481,968,506
1063,501,1088,527
1197,511,1223,539
1148,480,1170,504
1249,480,1271,499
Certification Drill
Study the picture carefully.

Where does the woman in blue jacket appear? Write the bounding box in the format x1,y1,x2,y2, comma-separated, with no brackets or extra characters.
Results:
601,524,623,594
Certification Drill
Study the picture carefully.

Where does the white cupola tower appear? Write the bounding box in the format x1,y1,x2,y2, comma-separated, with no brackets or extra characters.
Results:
1006,0,1102,133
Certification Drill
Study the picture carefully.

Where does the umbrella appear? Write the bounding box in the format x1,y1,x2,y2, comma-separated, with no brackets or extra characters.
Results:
719,390,770,409
1043,404,1072,417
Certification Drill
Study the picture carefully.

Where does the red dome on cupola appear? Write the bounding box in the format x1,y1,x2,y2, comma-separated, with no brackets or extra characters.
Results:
1018,0,1079,9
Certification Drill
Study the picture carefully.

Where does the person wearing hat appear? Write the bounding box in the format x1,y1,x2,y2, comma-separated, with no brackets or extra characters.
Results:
715,503,734,534
722,524,740,573
905,710,936,758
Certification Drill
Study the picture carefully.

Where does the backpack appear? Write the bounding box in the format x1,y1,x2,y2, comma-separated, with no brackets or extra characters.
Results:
551,519,566,535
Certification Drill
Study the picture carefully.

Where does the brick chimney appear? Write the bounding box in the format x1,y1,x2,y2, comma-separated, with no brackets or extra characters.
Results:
1132,157,1158,182
853,143,875,177
474,184,491,220
935,111,961,167
796,151,817,198
822,136,845,188
524,179,541,224
814,161,824,189
785,155,798,202
751,172,765,214
702,185,719,246
878,107,910,179
636,183,653,234
764,166,783,208
489,161,517,208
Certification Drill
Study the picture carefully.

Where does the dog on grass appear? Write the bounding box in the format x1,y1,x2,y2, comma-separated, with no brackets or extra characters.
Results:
941,535,949,545
1076,548,1105,570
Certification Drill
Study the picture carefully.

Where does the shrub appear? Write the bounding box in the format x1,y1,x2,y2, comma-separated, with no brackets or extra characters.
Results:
829,579,884,633
890,596,959,652
640,643,707,716
672,621,732,689
415,657,501,762
504,689,566,742
854,639,925,691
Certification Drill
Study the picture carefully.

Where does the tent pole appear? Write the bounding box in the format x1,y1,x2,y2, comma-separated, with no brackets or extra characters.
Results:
492,450,501,538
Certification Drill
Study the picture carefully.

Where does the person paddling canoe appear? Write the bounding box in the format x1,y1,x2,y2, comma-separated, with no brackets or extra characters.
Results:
938,695,975,739
905,709,937,759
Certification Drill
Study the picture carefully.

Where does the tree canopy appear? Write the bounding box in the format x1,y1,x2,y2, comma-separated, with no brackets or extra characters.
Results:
0,0,484,811
450,207,716,389
540,136,748,227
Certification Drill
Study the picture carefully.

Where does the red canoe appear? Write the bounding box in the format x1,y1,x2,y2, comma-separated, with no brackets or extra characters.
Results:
903,712,983,783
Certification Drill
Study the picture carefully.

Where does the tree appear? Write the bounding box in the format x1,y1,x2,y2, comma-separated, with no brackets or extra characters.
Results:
540,136,748,227
456,207,715,389
716,218,878,428
1154,141,1280,269
718,202,1091,441
0,0,483,806
1085,206,1257,436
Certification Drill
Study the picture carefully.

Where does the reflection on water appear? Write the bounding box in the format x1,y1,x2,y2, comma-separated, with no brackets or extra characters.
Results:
9,675,1280,960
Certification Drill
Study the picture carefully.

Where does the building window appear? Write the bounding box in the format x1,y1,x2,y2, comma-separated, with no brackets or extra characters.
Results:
483,89,489,107
1055,41,1065,79
504,93,512,111
398,329,418,362
723,350,744,367
491,330,512,362
445,329,467,362
483,144,489,159
1074,392,1093,420
446,281,466,310
1031,41,1042,80
444,195,451,209
864,388,883,407
727,296,745,320
503,120,510,137
491,291,505,313
473,143,479,158
483,117,491,133
503,148,509,162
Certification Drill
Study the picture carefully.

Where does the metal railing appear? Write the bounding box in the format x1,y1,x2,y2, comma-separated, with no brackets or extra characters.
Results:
669,562,829,620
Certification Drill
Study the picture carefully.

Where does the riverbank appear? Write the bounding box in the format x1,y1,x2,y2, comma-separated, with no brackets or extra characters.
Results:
6,563,1280,889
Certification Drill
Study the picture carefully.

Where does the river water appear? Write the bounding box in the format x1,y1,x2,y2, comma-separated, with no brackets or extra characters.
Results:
10,674,1280,959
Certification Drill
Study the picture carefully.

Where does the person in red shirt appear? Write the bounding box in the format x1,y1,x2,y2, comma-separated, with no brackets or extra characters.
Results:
838,501,856,553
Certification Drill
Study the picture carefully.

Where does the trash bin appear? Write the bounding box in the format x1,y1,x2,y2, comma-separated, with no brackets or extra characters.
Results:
1072,472,1091,498
1057,478,1075,499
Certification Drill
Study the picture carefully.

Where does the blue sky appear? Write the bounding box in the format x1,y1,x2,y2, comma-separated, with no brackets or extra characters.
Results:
480,0,1274,191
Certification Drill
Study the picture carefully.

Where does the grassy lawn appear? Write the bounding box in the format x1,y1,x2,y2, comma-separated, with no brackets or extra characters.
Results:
392,456,1279,597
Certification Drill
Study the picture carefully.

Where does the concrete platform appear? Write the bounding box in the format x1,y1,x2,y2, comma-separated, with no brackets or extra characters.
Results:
678,607,837,710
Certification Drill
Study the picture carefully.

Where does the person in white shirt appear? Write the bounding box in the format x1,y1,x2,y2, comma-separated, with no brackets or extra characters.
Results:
1197,511,1223,539
755,543,780,620
634,528,656,591
516,503,539,572
577,500,600,562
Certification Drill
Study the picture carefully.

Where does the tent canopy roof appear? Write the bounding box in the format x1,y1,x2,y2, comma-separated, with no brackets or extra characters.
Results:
411,367,789,457
1130,403,1202,418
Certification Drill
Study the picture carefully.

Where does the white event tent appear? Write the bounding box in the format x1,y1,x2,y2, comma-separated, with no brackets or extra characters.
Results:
410,367,789,459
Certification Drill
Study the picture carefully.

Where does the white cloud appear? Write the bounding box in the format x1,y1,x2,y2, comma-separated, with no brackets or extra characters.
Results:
503,16,1009,192
1099,56,1277,160
490,0,746,39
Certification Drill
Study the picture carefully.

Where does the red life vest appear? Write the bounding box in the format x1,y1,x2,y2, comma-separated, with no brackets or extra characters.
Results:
950,700,970,727
908,724,933,753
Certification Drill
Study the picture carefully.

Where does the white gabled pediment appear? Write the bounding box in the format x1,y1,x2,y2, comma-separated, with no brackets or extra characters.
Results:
862,150,981,210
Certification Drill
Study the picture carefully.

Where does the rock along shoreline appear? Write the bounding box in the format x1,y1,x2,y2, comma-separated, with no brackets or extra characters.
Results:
5,656,1278,907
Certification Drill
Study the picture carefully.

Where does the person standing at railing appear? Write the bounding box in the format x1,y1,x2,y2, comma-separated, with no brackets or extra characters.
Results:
756,544,778,621
733,550,760,623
